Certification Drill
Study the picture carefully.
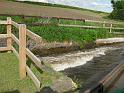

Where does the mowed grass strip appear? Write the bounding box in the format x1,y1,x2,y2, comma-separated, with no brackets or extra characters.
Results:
0,53,37,93
0,53,63,93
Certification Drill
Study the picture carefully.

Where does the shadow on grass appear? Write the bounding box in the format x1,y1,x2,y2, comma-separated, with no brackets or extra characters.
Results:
36,87,57,93
3,90,20,93
36,86,80,93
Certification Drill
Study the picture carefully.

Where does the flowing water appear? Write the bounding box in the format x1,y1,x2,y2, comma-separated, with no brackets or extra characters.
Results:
41,43,124,92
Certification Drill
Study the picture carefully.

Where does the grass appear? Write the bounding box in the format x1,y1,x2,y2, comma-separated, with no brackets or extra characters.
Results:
0,0,109,21
7,0,106,14
28,26,113,43
0,53,63,93
0,53,37,93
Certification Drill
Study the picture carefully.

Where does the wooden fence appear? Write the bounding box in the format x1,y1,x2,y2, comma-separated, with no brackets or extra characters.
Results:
58,24,124,33
0,17,43,89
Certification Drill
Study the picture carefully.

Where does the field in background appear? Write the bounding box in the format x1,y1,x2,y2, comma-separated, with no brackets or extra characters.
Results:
0,0,109,21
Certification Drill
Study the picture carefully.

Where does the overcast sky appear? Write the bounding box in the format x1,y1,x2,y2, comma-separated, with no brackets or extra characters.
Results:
18,0,113,12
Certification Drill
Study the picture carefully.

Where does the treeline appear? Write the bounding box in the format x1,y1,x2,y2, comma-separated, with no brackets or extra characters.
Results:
110,0,124,20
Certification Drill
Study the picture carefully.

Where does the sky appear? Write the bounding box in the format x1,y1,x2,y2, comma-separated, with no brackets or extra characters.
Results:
17,0,113,13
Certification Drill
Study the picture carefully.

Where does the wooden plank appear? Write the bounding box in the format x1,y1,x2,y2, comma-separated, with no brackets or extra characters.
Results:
12,46,19,59
1,14,123,25
85,20,122,25
7,17,12,51
26,66,41,89
27,29,42,41
0,21,7,24
58,24,107,29
103,21,105,27
19,24,27,79
111,32,124,35
0,34,11,38
58,24,124,30
26,48,42,69
110,24,112,33
0,47,10,51
112,27,124,30
12,34,19,45
12,21,20,28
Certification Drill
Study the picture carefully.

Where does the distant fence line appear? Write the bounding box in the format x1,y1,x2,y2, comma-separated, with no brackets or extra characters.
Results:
0,14,123,25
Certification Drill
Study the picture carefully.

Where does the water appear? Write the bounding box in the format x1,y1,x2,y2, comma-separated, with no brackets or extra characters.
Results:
42,46,118,71
64,44,124,92
41,43,124,92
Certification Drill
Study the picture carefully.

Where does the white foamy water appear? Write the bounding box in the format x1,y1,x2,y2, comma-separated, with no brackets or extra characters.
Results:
41,46,118,71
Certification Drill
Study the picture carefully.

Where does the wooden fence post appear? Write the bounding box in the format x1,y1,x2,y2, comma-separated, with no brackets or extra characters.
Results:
19,24,27,79
110,23,113,33
7,17,12,52
75,20,77,25
103,21,105,27
58,19,61,24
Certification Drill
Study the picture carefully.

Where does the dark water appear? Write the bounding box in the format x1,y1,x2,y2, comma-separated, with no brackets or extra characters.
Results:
63,43,124,93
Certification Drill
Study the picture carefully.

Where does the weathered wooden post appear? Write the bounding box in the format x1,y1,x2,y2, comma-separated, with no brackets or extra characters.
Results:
19,24,27,79
58,19,61,24
7,17,12,52
75,20,77,25
103,21,106,27
110,23,113,33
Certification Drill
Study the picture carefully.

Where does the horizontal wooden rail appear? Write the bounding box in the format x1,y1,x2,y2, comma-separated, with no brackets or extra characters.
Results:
111,32,124,35
1,14,124,25
0,34,11,38
26,48,42,69
0,21,7,25
12,21,20,28
12,34,19,45
26,66,41,89
0,47,10,51
85,20,122,25
27,29,42,41
12,46,19,59
58,24,124,30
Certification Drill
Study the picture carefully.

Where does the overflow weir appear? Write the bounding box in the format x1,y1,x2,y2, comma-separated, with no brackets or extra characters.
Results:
41,43,124,93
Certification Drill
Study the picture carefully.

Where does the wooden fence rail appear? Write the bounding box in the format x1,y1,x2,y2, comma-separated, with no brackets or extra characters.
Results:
58,24,124,30
0,17,42,89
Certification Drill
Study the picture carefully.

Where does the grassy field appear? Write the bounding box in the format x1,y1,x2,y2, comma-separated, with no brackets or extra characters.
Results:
0,53,63,93
0,0,108,21
0,53,37,93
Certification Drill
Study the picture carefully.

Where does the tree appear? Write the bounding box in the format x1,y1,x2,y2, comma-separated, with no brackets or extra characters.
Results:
110,0,124,20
